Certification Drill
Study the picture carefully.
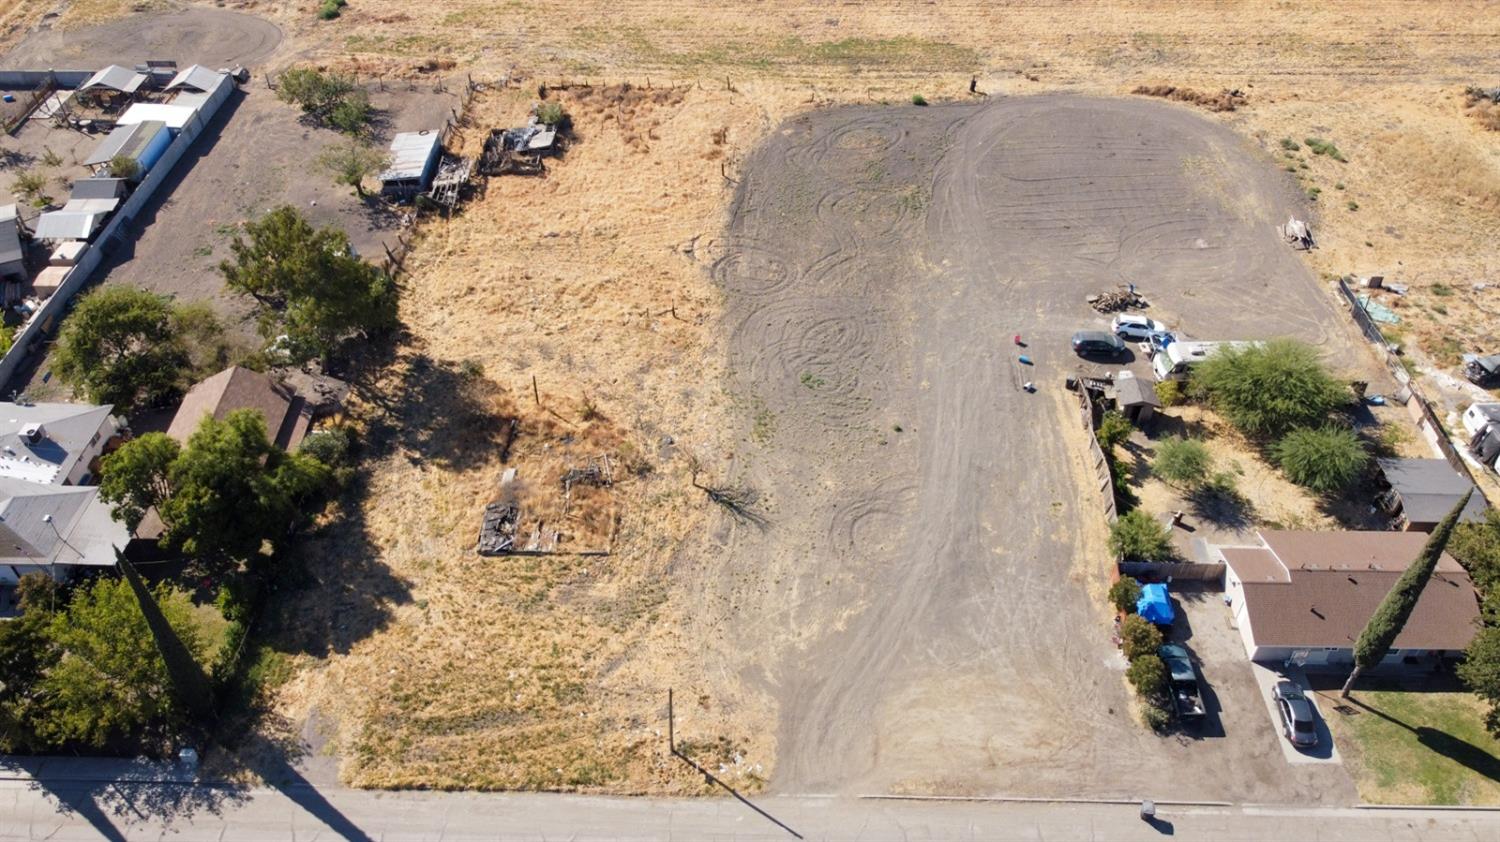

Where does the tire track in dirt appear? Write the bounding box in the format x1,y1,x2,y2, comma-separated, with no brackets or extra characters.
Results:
711,95,1362,800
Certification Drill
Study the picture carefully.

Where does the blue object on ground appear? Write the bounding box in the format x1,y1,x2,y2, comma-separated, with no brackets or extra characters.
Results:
1137,583,1175,625
1018,355,1033,365
1,94,14,103
1367,394,1386,406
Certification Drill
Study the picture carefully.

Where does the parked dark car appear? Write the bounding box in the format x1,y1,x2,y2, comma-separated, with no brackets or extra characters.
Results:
1465,353,1500,387
1273,680,1318,748
1071,330,1126,358
1158,644,1205,722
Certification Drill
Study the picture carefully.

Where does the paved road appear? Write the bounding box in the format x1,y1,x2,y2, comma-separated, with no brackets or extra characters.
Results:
3,778,1500,841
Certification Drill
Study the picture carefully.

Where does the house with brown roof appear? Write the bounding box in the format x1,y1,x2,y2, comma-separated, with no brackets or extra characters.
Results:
166,366,310,451
1218,530,1480,670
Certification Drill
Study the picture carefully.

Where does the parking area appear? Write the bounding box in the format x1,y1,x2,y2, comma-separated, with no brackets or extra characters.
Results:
1169,586,1356,797
1248,664,1343,765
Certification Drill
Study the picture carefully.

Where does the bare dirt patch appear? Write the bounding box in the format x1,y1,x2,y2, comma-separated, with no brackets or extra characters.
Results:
711,94,1364,800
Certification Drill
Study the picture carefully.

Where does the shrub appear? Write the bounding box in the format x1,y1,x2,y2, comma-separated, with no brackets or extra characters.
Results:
1108,577,1142,615
911,94,928,106
1154,379,1183,407
1304,137,1347,162
1279,137,1301,151
12,168,50,206
1153,437,1211,487
1191,338,1349,439
1120,615,1163,660
536,101,567,127
108,154,140,180
1096,410,1133,451
327,90,373,135
1127,654,1168,700
1141,700,1173,731
317,0,347,20
1273,425,1369,493
1449,510,1500,594
1109,509,1175,562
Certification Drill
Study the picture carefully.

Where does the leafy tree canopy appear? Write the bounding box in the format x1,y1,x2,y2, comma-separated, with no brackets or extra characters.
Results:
1192,338,1349,439
52,287,189,413
1153,437,1212,488
37,577,204,749
220,206,397,364
98,433,180,533
1273,425,1369,493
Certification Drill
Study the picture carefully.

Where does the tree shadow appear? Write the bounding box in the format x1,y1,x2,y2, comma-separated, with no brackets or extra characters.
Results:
356,350,514,471
10,757,250,842
1346,696,1500,784
1186,483,1256,531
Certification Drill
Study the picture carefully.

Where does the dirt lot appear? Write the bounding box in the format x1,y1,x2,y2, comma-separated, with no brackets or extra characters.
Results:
703,94,1369,799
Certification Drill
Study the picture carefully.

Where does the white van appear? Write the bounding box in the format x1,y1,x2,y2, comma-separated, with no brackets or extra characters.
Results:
1151,340,1259,382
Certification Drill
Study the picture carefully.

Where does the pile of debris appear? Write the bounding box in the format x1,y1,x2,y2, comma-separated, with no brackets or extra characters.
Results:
1131,85,1247,113
479,115,560,177
1087,286,1149,313
477,501,520,555
1282,217,1315,250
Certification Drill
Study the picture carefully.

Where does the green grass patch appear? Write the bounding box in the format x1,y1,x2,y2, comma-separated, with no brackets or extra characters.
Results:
1332,690,1500,805
1304,137,1348,162
1280,137,1301,151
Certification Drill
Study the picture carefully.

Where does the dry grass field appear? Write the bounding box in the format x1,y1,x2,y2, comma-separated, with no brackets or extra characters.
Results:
8,0,1500,795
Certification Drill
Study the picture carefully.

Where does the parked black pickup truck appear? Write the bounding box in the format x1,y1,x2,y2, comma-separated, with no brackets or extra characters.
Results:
1159,644,1206,722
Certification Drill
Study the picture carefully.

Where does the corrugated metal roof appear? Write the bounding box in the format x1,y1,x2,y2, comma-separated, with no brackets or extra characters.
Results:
79,64,147,94
69,178,125,201
0,217,21,270
164,64,224,93
82,120,167,166
34,211,102,241
380,131,441,182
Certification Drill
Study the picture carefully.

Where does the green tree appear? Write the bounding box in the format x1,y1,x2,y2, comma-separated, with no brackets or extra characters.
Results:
1273,425,1369,493
159,409,330,562
1120,614,1164,661
36,577,205,749
1127,654,1168,700
327,89,373,135
52,286,190,413
0,575,61,752
1109,509,1175,562
171,300,235,379
1108,577,1142,615
1459,624,1500,736
220,206,398,364
98,433,180,533
1153,437,1212,487
276,67,356,120
1192,339,1349,439
1449,510,1500,594
315,138,389,196
1096,410,1133,451
1343,492,1472,697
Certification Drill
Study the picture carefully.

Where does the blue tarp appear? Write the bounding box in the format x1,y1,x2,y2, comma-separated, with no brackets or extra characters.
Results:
1137,583,1175,625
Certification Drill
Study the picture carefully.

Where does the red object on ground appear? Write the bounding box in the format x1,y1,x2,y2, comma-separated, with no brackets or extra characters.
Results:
1013,334,1023,345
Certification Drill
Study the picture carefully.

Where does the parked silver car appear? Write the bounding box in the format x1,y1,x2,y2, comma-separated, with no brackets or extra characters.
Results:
1273,680,1318,748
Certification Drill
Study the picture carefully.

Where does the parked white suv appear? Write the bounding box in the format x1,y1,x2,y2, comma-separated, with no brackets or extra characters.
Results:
1111,313,1167,341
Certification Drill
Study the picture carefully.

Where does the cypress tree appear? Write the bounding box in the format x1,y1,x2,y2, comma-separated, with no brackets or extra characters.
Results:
1342,490,1472,698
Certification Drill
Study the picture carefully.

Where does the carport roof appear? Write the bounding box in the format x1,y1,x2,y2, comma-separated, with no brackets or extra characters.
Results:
164,64,224,93
82,120,167,167
34,210,103,241
79,64,147,94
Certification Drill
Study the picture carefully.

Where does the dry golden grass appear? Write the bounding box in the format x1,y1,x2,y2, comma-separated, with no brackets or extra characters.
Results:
272,82,783,792
143,0,1498,792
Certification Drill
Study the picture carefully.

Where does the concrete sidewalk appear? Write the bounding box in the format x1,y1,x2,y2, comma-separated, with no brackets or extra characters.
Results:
4,780,1500,841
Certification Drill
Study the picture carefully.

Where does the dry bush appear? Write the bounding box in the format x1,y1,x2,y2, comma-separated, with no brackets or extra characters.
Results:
1132,85,1246,112
1467,99,1500,132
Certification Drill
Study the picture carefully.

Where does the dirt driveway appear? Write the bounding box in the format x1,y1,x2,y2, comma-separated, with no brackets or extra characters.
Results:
704,95,1367,800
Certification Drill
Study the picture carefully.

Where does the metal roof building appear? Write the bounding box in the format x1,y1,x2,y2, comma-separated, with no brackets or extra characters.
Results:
117,102,199,130
164,64,224,94
78,64,147,95
379,131,442,198
34,210,105,242
1375,457,1488,530
82,120,171,174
